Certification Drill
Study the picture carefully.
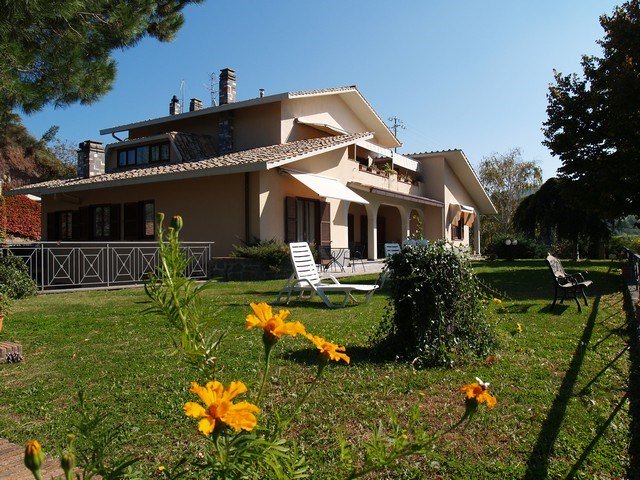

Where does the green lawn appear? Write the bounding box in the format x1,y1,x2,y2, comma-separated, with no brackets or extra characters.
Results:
0,260,632,479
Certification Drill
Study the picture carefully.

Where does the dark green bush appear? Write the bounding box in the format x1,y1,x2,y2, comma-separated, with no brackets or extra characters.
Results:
371,242,497,368
486,234,547,259
231,239,290,272
0,254,37,299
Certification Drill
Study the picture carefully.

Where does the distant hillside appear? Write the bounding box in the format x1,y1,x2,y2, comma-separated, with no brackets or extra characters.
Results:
0,113,75,188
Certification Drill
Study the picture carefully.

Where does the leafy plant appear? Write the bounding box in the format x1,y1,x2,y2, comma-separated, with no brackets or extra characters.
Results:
0,254,37,299
0,291,12,316
231,238,290,272
371,241,497,368
486,234,547,260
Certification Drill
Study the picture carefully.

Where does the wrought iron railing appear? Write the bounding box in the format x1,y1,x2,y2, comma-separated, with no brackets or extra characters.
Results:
625,247,640,291
0,241,213,291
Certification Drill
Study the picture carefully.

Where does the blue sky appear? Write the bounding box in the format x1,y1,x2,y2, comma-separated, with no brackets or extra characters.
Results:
22,0,619,179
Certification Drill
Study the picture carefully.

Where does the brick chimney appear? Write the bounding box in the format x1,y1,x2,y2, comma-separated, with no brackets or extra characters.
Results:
189,98,203,112
169,95,181,115
219,68,236,105
77,141,105,178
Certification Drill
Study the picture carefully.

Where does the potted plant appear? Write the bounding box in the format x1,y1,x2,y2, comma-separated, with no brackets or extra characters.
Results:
0,292,12,333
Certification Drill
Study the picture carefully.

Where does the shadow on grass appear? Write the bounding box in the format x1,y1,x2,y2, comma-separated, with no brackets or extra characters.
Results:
627,293,640,479
284,345,392,366
497,303,536,314
523,296,600,480
538,304,570,315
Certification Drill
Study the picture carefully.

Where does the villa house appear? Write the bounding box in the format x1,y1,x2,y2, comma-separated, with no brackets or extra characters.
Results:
11,68,496,259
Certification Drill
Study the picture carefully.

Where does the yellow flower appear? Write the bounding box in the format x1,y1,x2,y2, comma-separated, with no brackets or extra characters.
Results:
246,302,306,341
461,377,497,409
516,322,523,334
158,465,166,472
492,298,502,304
305,333,350,364
184,381,259,435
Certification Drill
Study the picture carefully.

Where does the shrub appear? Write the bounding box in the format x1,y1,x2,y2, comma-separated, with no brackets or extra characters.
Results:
371,242,497,368
486,233,547,259
607,234,640,256
231,238,290,272
0,254,37,299
0,187,41,240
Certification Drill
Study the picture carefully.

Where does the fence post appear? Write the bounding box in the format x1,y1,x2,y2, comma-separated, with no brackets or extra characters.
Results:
40,243,45,292
106,243,110,287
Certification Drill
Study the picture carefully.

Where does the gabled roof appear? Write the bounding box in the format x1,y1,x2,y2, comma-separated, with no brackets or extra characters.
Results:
408,149,497,215
9,133,373,196
100,86,399,148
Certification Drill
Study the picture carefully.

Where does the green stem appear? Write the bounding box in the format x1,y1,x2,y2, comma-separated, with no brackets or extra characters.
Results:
255,342,273,404
282,362,326,429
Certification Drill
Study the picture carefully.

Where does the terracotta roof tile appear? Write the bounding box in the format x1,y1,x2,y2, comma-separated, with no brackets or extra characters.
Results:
289,86,357,97
11,132,373,195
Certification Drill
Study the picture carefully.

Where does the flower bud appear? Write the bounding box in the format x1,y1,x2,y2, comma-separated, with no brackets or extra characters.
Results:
61,451,76,480
171,215,183,233
24,440,45,478
156,212,165,225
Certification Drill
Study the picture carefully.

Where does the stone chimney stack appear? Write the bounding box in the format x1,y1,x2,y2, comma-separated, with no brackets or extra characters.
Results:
169,95,181,115
219,68,236,105
77,141,105,178
189,98,203,112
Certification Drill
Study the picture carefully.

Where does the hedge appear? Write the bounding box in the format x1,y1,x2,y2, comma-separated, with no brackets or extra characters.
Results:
0,186,41,240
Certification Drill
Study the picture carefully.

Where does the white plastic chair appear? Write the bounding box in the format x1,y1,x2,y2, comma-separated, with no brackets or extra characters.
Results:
384,242,401,257
276,242,378,308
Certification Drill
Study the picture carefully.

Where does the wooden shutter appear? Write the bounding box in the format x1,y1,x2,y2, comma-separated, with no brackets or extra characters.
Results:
110,204,121,240
123,202,139,240
78,207,91,240
46,212,57,240
284,197,297,243
360,215,367,246
318,201,331,247
347,214,354,243
71,211,81,240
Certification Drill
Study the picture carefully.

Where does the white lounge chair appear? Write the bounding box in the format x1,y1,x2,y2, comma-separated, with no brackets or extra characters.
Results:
276,242,378,308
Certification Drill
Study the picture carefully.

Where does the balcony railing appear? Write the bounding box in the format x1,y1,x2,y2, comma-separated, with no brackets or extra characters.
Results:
0,241,213,292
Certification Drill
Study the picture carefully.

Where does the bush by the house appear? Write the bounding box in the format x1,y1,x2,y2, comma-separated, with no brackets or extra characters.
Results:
0,255,37,299
0,187,41,240
231,239,290,271
372,241,497,368
486,233,547,259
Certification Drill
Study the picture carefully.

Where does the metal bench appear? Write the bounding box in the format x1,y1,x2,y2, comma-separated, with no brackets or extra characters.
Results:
546,254,593,313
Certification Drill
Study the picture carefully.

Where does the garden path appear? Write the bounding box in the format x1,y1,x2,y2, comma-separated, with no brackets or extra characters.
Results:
0,437,63,479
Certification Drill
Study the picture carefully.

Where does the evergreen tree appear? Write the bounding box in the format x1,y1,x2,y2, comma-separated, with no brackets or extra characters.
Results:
543,0,640,219
0,0,203,120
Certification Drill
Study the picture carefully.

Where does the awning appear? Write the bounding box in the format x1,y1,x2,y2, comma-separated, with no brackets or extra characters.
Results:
295,115,349,136
285,170,369,204
448,204,476,225
349,182,444,207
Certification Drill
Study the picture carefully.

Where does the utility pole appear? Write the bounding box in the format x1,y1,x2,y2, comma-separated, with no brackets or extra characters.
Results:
388,116,406,168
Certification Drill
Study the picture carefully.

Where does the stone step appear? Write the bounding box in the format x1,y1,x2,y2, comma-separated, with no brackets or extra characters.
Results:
0,439,64,480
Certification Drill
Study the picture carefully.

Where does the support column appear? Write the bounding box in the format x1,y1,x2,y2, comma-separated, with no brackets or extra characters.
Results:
474,214,481,255
399,206,410,244
365,203,379,260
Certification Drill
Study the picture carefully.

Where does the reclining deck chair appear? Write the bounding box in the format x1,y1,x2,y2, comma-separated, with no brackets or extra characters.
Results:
276,242,378,308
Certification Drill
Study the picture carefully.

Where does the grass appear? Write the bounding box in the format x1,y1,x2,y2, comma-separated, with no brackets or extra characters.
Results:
0,259,632,479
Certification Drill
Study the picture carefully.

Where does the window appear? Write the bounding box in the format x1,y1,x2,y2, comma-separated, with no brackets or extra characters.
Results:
452,217,464,240
92,206,111,239
142,201,155,238
59,211,73,240
296,199,317,243
136,145,150,164
117,142,170,168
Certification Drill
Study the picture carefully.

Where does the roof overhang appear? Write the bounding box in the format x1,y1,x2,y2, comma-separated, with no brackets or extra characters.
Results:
409,150,497,215
283,169,368,204
349,182,444,208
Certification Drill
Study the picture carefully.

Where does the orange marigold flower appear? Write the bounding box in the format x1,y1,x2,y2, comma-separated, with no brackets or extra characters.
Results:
246,302,306,340
305,333,350,364
461,377,497,409
184,381,259,435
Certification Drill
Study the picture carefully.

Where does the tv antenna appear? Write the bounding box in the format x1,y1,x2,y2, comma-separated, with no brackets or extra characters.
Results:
179,79,186,111
207,72,217,106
